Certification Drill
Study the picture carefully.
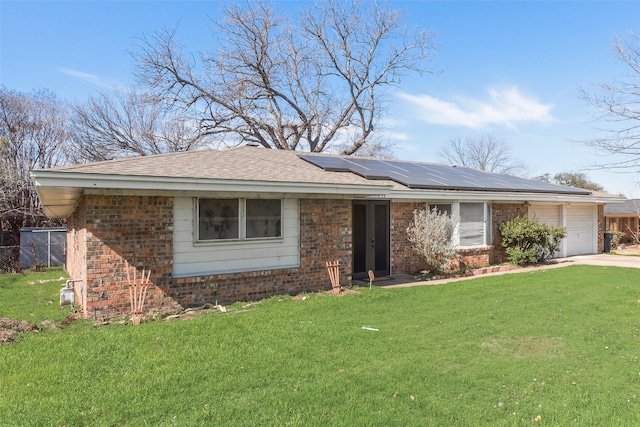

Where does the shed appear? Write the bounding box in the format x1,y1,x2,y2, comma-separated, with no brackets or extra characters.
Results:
19,227,67,269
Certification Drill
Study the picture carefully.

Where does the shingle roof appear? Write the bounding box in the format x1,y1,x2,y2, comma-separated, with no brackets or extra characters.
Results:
32,146,624,218
48,146,377,187
604,198,640,215
48,145,595,194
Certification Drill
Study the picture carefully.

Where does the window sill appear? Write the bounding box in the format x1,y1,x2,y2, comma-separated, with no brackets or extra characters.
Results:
457,245,493,252
194,237,285,247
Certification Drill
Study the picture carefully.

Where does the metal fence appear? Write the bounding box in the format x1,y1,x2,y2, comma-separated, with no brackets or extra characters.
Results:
0,245,20,273
0,227,67,272
19,227,66,270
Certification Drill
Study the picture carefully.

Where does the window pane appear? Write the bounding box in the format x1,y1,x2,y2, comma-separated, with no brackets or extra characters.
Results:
460,203,484,246
198,199,239,240
430,203,451,216
246,199,282,238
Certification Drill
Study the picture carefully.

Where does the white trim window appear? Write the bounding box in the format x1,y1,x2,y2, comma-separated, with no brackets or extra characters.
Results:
459,202,485,246
429,202,492,248
197,198,282,241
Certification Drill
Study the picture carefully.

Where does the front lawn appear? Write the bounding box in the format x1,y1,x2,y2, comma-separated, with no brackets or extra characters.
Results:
1,265,640,425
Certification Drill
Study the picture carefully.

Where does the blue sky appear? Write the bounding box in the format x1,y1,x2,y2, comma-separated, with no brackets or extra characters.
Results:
1,1,639,196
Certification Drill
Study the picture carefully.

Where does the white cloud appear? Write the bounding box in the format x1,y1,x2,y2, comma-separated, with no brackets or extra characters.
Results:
398,87,554,129
57,67,113,88
380,130,410,141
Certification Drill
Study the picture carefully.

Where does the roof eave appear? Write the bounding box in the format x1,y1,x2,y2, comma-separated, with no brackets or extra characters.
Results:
30,171,393,218
386,188,626,204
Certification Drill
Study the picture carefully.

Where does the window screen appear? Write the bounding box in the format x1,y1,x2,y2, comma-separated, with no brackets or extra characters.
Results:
246,199,282,238
460,203,484,246
430,203,452,216
198,199,239,240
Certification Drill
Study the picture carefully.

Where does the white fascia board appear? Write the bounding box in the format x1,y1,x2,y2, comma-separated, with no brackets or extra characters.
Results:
31,171,392,197
384,189,625,204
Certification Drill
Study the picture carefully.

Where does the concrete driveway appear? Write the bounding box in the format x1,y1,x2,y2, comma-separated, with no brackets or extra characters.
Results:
559,253,640,269
380,253,640,289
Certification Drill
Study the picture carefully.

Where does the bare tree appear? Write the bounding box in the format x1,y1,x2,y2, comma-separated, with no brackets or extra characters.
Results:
69,87,211,162
535,172,604,191
625,200,640,244
580,33,640,171
438,134,527,175
134,0,437,155
0,87,67,243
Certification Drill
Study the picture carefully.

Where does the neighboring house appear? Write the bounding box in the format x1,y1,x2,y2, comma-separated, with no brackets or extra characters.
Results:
31,146,623,319
604,198,640,243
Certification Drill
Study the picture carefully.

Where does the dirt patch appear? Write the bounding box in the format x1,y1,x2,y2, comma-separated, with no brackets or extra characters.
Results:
292,288,360,300
613,244,640,255
480,337,565,358
0,318,39,344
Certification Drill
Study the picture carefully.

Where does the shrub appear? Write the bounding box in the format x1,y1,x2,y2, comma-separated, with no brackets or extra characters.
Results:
499,216,566,265
608,230,626,249
406,208,458,274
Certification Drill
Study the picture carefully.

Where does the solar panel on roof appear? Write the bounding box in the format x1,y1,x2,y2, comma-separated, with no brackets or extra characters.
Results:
298,154,592,195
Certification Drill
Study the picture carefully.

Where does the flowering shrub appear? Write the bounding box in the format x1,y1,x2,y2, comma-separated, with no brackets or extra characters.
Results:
499,216,566,265
406,208,458,274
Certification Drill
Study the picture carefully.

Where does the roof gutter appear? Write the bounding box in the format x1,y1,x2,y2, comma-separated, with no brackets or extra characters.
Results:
30,170,394,218
31,171,392,195
385,189,626,204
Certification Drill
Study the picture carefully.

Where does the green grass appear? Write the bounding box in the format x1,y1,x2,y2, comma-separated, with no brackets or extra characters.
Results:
0,267,70,323
2,265,640,425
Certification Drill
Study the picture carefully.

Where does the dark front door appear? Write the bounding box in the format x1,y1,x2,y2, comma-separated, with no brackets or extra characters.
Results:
352,200,390,279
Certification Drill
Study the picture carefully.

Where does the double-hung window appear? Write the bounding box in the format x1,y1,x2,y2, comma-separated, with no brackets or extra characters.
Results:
428,202,491,247
459,203,485,247
197,198,282,242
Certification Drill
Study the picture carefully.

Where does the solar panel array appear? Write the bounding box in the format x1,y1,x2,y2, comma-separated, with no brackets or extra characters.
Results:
298,154,591,195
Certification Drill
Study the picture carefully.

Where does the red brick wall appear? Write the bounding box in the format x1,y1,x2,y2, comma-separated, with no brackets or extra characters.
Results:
392,202,515,273
456,247,492,270
597,204,604,253
69,195,179,319
69,196,352,319
165,199,353,308
66,196,541,319
491,202,528,263
390,202,425,274
66,198,86,284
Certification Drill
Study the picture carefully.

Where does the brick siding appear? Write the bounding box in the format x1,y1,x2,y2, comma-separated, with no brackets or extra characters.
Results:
164,199,352,309
491,203,528,263
68,196,351,319
66,196,596,319
391,201,519,273
67,195,179,319
597,204,605,252
390,202,425,274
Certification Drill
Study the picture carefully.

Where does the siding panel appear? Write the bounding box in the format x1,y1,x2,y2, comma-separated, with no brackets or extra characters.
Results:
173,197,300,277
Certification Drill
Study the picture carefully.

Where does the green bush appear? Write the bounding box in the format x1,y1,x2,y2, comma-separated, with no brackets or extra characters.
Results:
499,216,566,265
608,230,626,248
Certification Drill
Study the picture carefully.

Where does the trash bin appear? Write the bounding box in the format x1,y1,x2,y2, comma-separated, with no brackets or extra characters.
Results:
603,232,613,253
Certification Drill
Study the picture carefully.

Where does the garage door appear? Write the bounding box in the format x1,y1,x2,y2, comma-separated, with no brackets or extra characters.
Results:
529,204,561,257
566,205,596,256
529,204,560,226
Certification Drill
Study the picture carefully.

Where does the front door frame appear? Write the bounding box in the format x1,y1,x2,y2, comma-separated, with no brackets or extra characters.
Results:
352,200,390,280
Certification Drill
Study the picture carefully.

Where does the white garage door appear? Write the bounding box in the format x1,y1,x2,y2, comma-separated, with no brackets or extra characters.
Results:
529,204,560,226
566,205,596,256
529,204,561,257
